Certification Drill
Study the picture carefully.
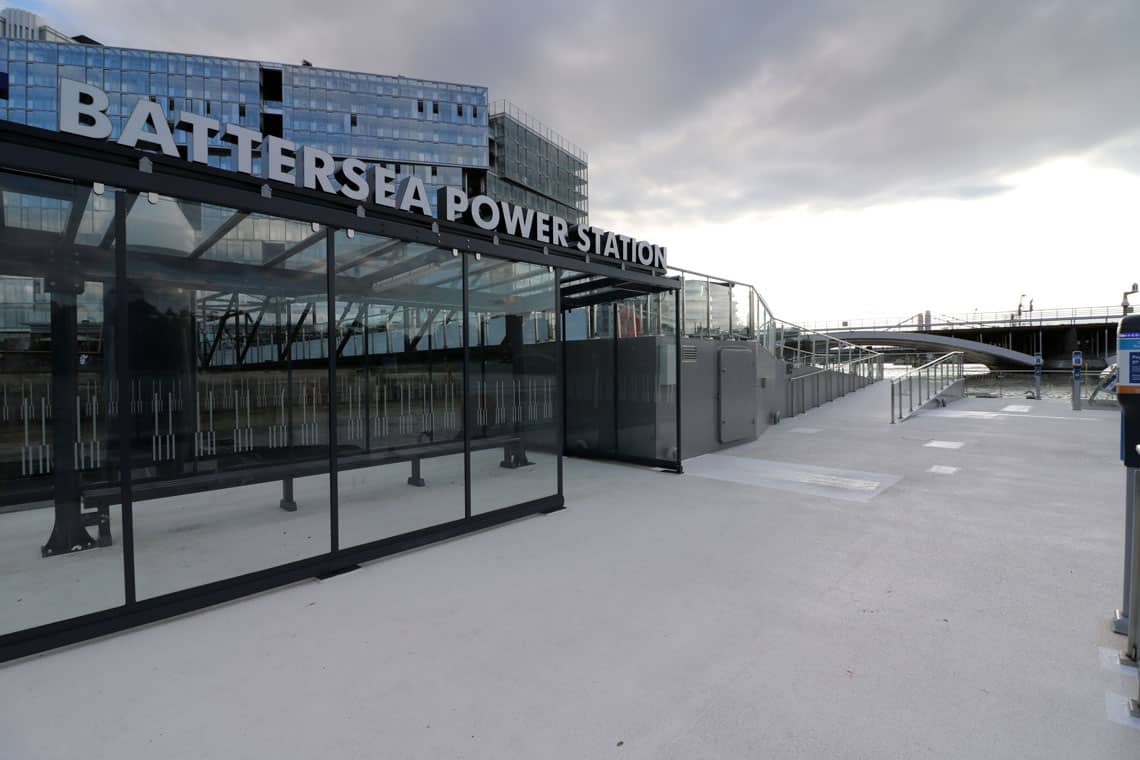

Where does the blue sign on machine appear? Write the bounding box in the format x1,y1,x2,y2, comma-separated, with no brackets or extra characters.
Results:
1034,352,1042,377
1072,350,1083,381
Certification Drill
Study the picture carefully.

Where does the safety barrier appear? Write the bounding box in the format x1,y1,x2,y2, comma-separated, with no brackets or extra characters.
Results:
889,352,964,423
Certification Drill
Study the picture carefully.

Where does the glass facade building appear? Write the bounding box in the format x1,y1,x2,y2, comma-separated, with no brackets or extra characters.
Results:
0,37,489,207
488,100,589,226
0,114,676,661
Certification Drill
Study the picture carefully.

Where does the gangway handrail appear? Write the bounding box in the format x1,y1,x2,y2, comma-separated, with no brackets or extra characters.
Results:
889,351,965,423
667,265,882,369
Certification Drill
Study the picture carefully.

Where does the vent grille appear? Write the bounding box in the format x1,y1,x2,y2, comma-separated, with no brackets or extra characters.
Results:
681,344,698,364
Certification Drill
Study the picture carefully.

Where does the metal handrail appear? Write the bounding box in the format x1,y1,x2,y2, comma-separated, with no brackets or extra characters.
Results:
786,354,883,417
889,352,965,423
667,265,881,366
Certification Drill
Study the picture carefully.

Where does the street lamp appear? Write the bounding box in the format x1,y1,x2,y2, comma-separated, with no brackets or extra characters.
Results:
1123,283,1138,316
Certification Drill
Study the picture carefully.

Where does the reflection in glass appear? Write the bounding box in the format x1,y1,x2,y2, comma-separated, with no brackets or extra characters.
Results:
0,173,124,634
124,192,331,599
708,281,732,338
468,258,559,513
333,231,465,545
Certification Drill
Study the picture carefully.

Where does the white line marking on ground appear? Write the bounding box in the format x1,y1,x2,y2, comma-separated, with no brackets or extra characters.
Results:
927,410,1098,422
925,440,964,449
683,455,900,503
927,465,959,475
789,427,822,434
1002,405,1032,413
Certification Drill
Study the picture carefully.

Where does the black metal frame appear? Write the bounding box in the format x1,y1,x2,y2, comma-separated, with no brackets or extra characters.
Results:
0,123,679,663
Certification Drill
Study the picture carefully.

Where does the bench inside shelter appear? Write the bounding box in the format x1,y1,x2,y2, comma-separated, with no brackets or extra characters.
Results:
80,434,530,547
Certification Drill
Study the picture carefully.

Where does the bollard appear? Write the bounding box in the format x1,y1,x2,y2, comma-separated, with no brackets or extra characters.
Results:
1115,319,1140,683
1126,464,1140,683
1131,470,1140,717
1034,352,1042,401
1072,350,1083,411
1117,467,1135,635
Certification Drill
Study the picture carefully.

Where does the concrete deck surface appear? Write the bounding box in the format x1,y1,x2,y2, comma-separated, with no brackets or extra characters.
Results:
2,382,1138,758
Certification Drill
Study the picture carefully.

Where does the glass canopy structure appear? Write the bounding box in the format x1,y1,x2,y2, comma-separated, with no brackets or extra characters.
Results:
0,123,679,661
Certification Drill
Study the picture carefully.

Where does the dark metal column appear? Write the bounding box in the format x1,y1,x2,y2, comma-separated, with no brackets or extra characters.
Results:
555,269,563,499
325,230,338,551
461,251,471,519
674,286,684,474
280,298,297,512
114,191,136,601
41,188,95,557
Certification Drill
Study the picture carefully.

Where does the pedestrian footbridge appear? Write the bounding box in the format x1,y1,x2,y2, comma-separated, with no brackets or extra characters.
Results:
824,330,1036,368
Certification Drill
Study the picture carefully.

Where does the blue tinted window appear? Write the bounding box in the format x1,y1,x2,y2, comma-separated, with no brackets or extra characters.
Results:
122,49,147,70
28,43,57,64
6,85,25,106
28,110,55,129
28,63,56,87
60,46,85,66
123,70,147,93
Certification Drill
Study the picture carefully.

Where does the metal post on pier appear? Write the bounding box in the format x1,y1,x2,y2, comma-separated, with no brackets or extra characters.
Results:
1034,352,1043,401
1113,315,1140,720
1116,467,1135,635
1071,350,1083,411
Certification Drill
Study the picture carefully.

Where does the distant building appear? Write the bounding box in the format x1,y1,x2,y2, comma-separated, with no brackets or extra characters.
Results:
0,11,591,334
0,6,76,44
488,101,589,226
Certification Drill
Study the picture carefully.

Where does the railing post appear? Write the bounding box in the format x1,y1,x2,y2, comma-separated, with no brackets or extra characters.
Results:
890,381,895,424
909,373,914,413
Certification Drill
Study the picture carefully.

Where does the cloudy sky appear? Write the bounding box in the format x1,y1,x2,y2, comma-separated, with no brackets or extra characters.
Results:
29,0,1140,324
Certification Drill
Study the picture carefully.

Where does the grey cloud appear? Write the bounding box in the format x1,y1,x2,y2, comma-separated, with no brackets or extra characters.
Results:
50,0,1140,225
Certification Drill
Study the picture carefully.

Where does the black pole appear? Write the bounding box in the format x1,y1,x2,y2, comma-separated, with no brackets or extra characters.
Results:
326,230,338,552
114,191,136,601
612,302,619,456
555,268,563,500
674,286,684,474
462,251,471,519
280,297,296,511
41,190,96,557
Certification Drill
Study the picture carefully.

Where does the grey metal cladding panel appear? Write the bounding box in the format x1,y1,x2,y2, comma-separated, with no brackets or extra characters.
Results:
718,348,757,443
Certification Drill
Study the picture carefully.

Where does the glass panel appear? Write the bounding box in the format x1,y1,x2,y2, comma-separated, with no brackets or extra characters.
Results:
124,192,330,599
564,304,615,458
467,258,558,513
615,292,678,462
708,281,732,339
0,172,124,635
683,276,708,337
332,231,465,545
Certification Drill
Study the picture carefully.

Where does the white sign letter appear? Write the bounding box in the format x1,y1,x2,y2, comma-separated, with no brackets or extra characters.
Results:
58,79,111,139
118,100,179,157
298,145,337,193
396,176,433,216
177,112,222,165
